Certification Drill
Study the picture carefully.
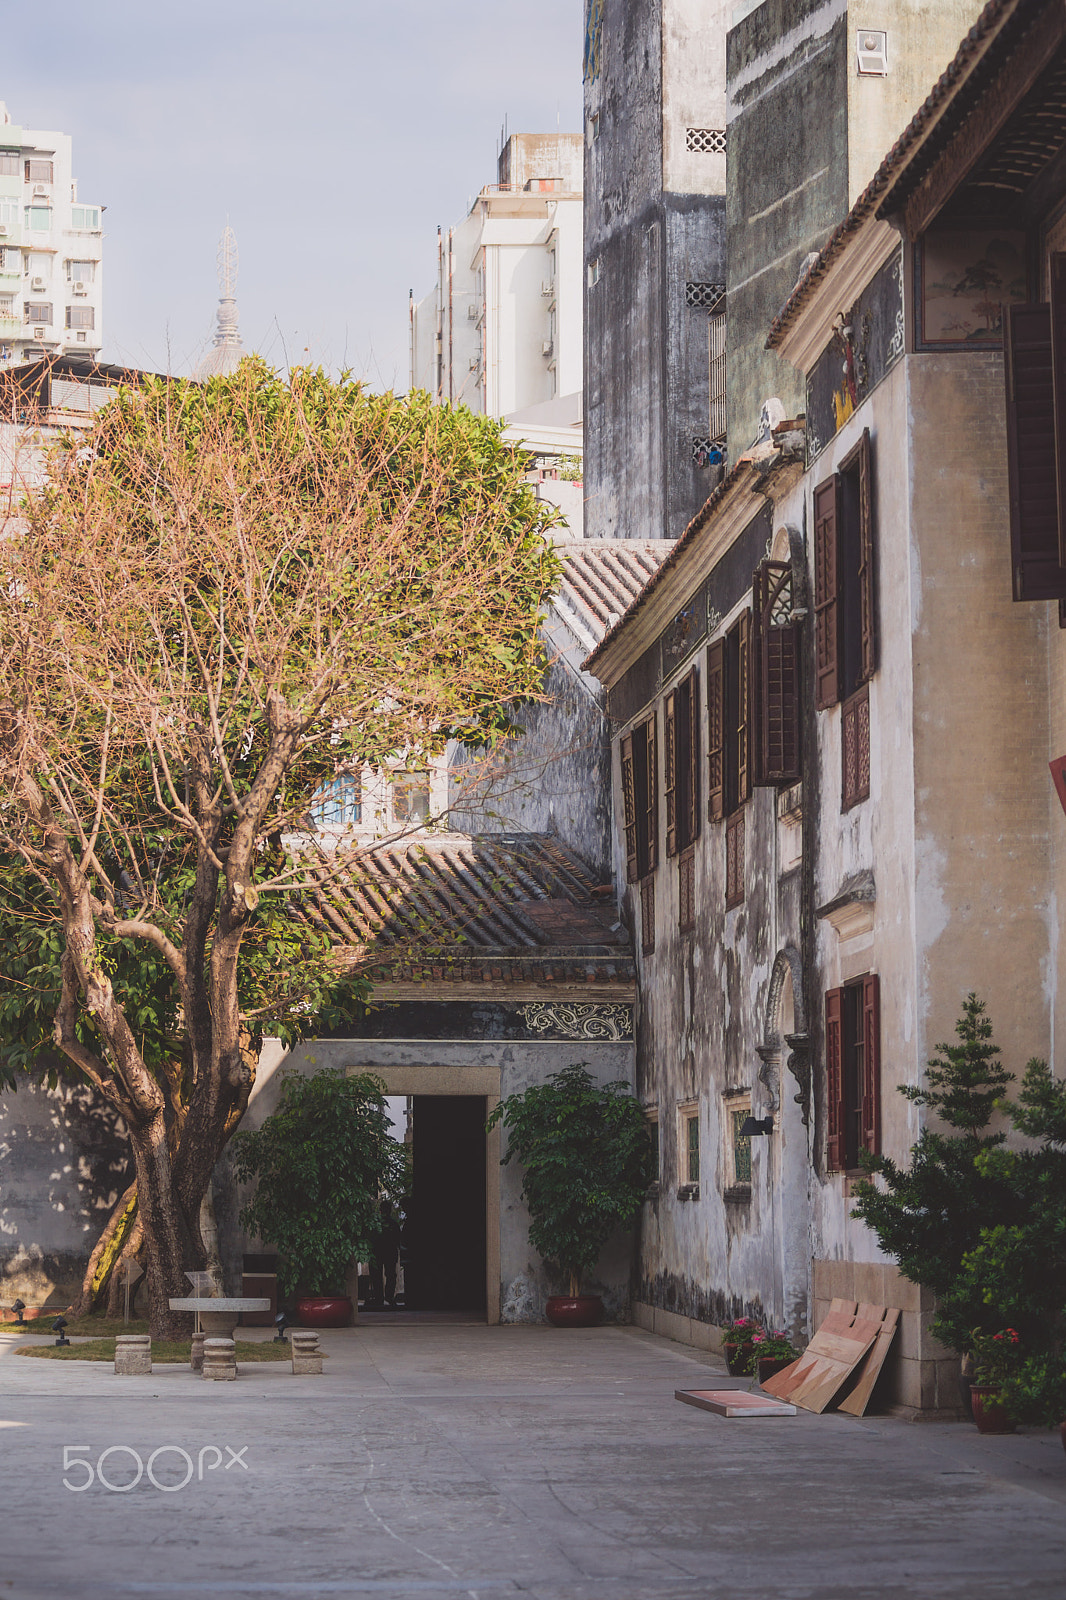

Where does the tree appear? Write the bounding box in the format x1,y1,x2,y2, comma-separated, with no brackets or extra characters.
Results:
486,1063,653,1299
0,359,559,1336
232,1069,406,1297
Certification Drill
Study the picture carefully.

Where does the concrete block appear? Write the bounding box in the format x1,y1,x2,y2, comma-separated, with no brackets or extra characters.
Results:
114,1334,151,1376
190,1331,205,1372
202,1336,237,1381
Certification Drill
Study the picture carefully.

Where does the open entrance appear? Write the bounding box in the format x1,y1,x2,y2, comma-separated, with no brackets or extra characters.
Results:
360,1091,491,1320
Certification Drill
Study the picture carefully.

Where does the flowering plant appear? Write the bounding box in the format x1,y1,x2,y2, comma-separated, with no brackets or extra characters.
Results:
970,1327,1022,1388
721,1315,758,1344
745,1330,798,1372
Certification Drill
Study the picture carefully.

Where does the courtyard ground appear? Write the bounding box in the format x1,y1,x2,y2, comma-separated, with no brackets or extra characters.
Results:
0,1319,1062,1600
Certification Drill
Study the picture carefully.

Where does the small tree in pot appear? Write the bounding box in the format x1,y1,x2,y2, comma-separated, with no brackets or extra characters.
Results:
232,1068,405,1325
487,1063,653,1326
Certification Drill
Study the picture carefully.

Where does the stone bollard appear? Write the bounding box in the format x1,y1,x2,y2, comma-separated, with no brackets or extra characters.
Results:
190,1331,206,1372
202,1336,237,1381
115,1334,152,1376
290,1330,323,1375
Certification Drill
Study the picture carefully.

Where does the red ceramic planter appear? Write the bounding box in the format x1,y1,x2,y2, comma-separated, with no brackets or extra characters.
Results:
293,1295,353,1329
545,1295,603,1328
970,1385,1017,1434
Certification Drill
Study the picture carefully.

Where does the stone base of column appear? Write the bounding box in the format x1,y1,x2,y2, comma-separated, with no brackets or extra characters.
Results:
115,1334,152,1375
202,1336,237,1380
290,1331,323,1375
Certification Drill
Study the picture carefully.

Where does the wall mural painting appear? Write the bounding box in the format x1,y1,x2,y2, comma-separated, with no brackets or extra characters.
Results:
918,228,1027,347
583,0,604,84
806,248,904,463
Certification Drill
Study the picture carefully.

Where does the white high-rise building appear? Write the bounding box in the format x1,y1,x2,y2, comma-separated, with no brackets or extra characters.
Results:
0,101,104,365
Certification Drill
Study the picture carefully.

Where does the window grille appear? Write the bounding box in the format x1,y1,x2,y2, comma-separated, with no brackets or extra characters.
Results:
709,311,726,443
686,128,727,154
685,281,725,311
725,808,745,909
692,436,726,468
678,847,695,933
842,683,871,810
731,1107,752,1184
641,875,656,955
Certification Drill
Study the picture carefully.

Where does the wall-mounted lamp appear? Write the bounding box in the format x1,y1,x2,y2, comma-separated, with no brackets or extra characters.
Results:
739,1114,774,1138
51,1315,70,1347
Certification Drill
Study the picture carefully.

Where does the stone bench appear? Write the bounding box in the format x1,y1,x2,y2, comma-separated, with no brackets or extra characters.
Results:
115,1334,151,1376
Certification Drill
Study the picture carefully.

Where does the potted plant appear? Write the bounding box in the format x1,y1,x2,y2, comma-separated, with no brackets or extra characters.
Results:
232,1068,405,1328
968,1327,1021,1434
487,1063,654,1327
745,1329,798,1385
720,1315,759,1376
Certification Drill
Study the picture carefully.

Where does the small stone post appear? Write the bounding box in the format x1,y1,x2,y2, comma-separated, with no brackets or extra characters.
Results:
202,1336,237,1381
289,1330,323,1375
190,1331,206,1371
114,1334,152,1375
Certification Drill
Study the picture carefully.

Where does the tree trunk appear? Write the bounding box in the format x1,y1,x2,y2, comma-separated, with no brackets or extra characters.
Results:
125,1110,196,1340
70,1180,137,1319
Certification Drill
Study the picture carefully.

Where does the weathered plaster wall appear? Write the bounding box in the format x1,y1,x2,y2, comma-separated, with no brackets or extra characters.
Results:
223,1036,637,1325
0,1078,131,1306
584,0,728,541
448,613,612,877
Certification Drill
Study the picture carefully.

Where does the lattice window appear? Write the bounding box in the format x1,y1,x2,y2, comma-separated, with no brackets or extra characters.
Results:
692,436,727,468
725,808,745,910
686,281,726,311
686,128,727,154
730,1106,752,1185
842,683,871,810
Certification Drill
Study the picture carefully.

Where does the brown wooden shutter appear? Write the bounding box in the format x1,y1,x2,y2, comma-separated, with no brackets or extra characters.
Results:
750,565,767,789
825,987,845,1172
861,973,881,1156
644,715,659,872
685,666,701,845
664,690,678,857
706,640,725,821
814,476,842,707
753,560,802,784
856,429,877,683
621,733,638,883
1052,254,1066,563
1006,302,1066,601
736,610,751,805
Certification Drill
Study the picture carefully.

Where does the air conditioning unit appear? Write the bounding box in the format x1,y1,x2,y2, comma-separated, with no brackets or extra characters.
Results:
33,326,46,339
32,184,48,197
541,281,554,297
30,276,46,291
72,282,88,295
0,225,8,238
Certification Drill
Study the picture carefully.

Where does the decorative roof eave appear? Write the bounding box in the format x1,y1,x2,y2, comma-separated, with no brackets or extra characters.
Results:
582,451,804,690
768,218,902,373
765,0,1029,356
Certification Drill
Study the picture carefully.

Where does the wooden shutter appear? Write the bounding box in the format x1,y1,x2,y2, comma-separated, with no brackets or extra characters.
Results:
664,690,678,857
825,987,845,1172
856,429,877,683
1006,302,1066,601
706,640,725,821
814,476,842,707
736,611,751,805
750,565,767,789
621,733,639,883
643,715,659,873
752,561,801,785
685,667,701,846
861,973,881,1156
1052,254,1066,564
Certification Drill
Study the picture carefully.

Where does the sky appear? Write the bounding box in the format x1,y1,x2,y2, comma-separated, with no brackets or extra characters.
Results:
9,0,584,389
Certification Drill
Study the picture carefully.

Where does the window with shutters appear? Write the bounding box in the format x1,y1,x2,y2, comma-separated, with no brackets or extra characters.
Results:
752,559,801,786
842,682,871,809
678,1102,700,1189
640,875,656,955
707,612,752,825
664,670,699,857
824,974,880,1172
678,846,695,932
620,714,658,883
1004,264,1066,602
813,428,876,710
725,808,745,909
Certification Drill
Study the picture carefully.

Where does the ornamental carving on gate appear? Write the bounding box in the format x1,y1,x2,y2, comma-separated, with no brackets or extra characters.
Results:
517,1001,634,1042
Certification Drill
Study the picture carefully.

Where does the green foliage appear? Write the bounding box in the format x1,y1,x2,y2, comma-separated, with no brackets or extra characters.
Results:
744,1329,798,1373
232,1068,405,1296
853,996,1066,1427
486,1063,653,1297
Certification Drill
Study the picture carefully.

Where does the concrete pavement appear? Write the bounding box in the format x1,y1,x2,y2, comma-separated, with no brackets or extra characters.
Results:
0,1320,1063,1600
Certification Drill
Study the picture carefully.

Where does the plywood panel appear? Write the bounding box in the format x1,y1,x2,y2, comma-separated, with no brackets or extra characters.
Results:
838,1307,901,1416
762,1298,894,1413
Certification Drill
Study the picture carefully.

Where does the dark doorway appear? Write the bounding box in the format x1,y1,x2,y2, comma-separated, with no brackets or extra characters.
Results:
404,1095,487,1314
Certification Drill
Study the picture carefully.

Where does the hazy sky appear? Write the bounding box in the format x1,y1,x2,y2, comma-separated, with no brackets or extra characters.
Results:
10,0,583,388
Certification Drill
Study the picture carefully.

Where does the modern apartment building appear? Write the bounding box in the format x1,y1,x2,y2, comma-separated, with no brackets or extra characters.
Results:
0,102,104,366
410,133,583,420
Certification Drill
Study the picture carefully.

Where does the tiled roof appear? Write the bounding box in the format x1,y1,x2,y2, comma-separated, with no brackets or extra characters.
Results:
766,0,1031,350
552,540,675,653
299,832,634,989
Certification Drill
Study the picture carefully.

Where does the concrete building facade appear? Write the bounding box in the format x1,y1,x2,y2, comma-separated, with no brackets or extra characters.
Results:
0,102,103,367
